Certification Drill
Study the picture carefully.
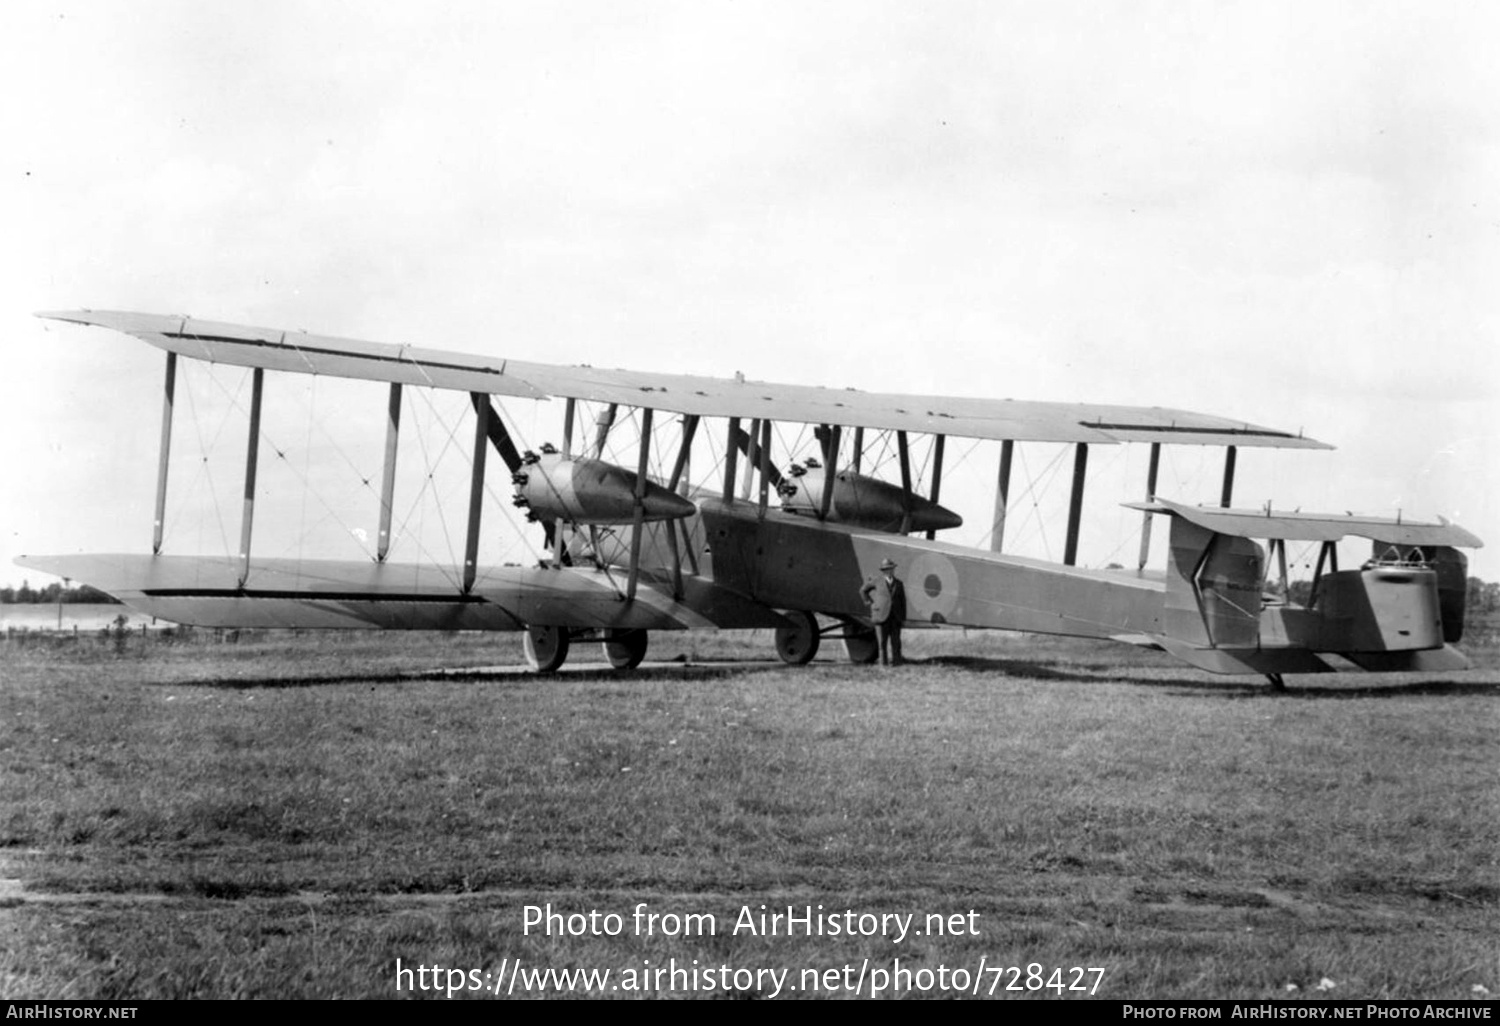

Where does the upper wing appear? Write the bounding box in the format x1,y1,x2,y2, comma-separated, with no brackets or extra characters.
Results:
39,309,1330,449
39,309,545,400
503,361,1330,447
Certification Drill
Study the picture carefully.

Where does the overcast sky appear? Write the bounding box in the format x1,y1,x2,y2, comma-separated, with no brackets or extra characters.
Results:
2,0,1495,583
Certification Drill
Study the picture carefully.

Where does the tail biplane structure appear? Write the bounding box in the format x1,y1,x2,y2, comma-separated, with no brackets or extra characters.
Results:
20,310,1484,684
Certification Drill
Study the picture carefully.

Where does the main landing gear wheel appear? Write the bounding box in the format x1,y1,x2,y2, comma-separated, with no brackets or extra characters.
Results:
602,628,649,670
774,610,821,665
523,625,570,673
841,622,879,665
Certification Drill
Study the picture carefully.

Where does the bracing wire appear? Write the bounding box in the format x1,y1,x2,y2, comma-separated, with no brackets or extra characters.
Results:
171,362,240,558
1010,444,1068,561
193,362,384,564
394,388,468,585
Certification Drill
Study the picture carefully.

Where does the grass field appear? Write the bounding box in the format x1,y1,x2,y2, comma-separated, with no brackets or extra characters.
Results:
1,627,1496,1000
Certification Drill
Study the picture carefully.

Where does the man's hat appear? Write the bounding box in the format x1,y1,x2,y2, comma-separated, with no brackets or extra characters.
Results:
879,558,897,571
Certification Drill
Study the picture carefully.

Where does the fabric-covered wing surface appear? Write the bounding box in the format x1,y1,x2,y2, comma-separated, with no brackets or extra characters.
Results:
1127,498,1484,548
40,310,1330,449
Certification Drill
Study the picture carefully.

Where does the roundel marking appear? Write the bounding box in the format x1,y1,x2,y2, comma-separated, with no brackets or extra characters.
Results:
908,551,959,620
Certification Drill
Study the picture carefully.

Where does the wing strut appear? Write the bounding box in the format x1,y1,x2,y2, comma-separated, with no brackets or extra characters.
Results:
897,430,913,534
237,368,265,587
851,426,864,474
990,439,1013,553
667,414,698,491
722,417,740,502
740,419,761,500
732,414,792,498
462,394,489,594
757,419,773,518
1308,541,1336,606
814,423,834,466
152,352,176,554
467,394,523,474
553,396,577,567
466,393,550,564
377,383,401,562
663,518,683,599
925,434,946,540
593,403,617,459
1220,445,1237,507
818,424,841,521
1063,442,1088,566
665,414,700,592
1137,441,1161,570
626,407,653,601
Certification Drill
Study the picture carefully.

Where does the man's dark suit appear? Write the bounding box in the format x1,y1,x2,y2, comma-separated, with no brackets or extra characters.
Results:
860,573,907,665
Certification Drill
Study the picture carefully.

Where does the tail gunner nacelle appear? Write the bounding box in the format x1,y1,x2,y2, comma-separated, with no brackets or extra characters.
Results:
511,452,696,525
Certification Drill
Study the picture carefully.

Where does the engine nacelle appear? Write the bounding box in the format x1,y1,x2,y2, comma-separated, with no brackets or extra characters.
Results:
512,454,696,525
777,468,963,534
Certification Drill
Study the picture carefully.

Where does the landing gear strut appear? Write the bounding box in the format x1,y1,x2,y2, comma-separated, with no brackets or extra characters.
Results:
1266,673,1287,692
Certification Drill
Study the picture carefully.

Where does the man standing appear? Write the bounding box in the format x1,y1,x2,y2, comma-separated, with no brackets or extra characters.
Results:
860,557,907,666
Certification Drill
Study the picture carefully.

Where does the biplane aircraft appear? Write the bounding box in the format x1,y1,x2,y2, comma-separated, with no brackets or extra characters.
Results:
18,310,1484,687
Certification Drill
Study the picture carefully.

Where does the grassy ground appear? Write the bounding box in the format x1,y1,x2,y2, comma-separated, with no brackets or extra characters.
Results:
0,628,1496,999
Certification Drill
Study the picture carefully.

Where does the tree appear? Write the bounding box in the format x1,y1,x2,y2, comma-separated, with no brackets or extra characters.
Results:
1467,577,1499,617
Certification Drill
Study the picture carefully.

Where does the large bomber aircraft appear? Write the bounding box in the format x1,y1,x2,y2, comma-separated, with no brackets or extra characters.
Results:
17,311,1484,688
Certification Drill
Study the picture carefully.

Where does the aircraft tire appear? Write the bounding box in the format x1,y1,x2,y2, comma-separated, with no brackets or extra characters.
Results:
841,622,879,664
602,628,648,670
523,625,570,673
774,611,821,665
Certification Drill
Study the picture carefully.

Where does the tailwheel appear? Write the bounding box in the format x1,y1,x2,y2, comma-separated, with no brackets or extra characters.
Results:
841,621,879,664
523,625,570,673
774,610,821,665
602,628,649,670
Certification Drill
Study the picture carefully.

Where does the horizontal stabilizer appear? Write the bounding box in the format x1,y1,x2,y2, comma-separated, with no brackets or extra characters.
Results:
1109,633,1165,651
1128,498,1483,549
1339,645,1471,674
1154,635,1336,675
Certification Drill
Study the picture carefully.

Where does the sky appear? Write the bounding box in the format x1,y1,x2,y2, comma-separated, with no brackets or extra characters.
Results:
1,0,1496,584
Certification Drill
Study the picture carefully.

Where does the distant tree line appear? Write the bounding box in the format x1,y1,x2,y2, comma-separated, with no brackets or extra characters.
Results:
1467,577,1500,616
0,581,120,604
